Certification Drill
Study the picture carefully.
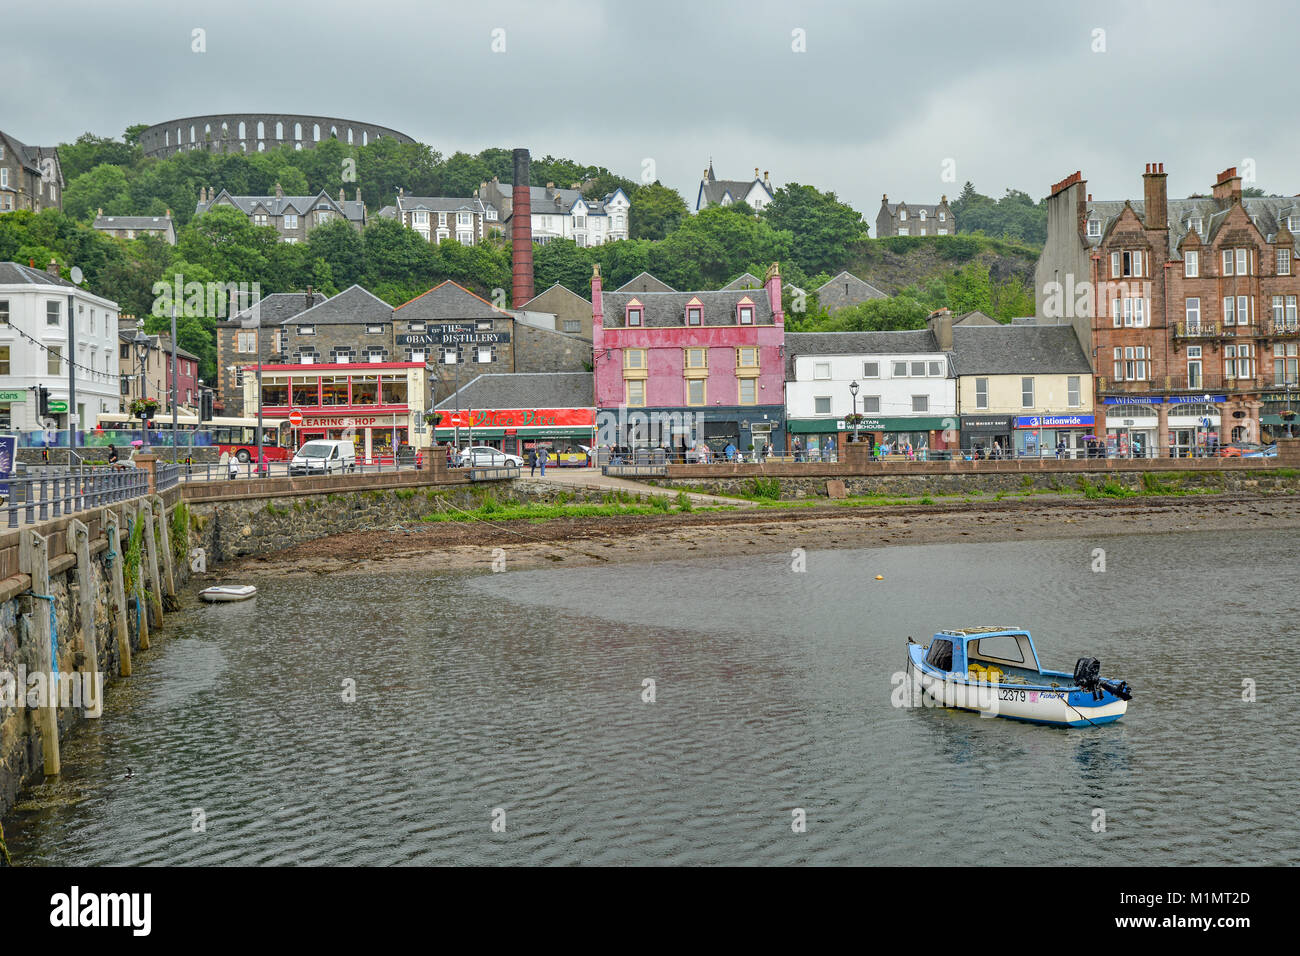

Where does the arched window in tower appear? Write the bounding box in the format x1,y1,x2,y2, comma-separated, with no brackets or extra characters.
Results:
362,131,368,146
294,123,302,141
313,123,320,141
276,121,284,139
238,121,246,139
347,128,354,144
257,120,265,138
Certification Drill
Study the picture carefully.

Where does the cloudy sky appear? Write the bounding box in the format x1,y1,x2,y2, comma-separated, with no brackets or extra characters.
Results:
6,0,1296,215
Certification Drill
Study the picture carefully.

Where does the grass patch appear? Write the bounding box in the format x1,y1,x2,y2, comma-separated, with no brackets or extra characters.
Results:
743,477,782,500
418,501,713,523
676,490,693,512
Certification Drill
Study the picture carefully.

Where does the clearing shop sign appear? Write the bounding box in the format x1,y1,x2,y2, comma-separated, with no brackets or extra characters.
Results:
1015,414,1095,428
397,324,510,347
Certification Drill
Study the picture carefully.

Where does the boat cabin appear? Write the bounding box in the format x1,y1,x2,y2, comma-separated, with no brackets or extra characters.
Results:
922,627,1049,683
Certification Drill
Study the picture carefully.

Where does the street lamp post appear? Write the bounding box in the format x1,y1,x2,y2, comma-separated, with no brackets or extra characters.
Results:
133,320,152,449
849,380,860,445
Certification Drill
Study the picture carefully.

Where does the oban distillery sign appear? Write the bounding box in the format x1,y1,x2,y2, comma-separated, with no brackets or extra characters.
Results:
397,323,510,346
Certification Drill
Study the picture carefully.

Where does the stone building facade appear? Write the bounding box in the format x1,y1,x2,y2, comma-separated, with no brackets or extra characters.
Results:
196,184,366,242
0,129,63,213
1035,163,1300,454
138,113,414,158
216,290,326,414
875,195,955,237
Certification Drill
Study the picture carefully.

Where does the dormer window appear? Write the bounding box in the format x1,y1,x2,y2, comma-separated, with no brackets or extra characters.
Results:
1087,219,1101,238
1190,217,1203,235
738,305,754,325
686,298,703,326
919,209,926,221
626,302,643,327
299,325,315,335
938,211,946,222
1288,216,1298,232
898,209,907,221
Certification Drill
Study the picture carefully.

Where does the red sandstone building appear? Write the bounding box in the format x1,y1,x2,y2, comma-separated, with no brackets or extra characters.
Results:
1036,164,1300,454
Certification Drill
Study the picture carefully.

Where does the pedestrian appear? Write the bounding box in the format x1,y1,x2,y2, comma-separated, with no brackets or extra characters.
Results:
824,436,836,460
992,440,1002,460
538,446,547,476
724,442,737,462
529,447,537,477
227,454,239,481
1056,439,1066,460
107,443,119,468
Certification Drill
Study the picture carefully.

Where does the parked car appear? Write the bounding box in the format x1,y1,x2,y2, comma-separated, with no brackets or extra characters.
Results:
1242,443,1278,458
1218,441,1263,458
289,439,356,475
457,446,523,468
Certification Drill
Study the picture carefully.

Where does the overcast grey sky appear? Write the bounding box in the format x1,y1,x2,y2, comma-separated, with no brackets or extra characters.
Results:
5,0,1296,214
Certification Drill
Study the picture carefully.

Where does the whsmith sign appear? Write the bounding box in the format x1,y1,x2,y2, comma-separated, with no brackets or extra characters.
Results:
397,324,509,346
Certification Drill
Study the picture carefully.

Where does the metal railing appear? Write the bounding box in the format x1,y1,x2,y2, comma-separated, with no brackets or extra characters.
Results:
466,463,521,481
177,457,425,483
3,465,150,529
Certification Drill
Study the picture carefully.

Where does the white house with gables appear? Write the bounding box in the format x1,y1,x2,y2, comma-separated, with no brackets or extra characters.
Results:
696,163,774,212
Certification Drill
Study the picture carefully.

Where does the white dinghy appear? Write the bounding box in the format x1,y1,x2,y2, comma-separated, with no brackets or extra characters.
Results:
199,584,258,603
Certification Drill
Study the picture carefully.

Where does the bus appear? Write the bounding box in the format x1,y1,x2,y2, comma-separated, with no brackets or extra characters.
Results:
91,413,289,462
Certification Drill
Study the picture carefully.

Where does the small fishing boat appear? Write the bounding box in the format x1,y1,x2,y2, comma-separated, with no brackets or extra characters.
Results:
904,626,1132,727
199,584,258,603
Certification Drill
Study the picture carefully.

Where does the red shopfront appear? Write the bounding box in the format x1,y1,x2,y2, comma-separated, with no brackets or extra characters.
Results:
434,407,596,460
254,362,431,462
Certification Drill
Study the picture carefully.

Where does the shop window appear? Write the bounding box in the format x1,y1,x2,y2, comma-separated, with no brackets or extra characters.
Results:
322,377,349,405
381,378,408,405
351,377,378,405
260,382,289,406
292,379,319,406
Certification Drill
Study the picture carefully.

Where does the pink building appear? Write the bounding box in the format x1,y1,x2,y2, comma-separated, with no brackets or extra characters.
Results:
592,264,786,456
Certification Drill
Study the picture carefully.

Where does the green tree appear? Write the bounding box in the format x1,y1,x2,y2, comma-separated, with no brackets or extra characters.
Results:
175,205,276,283
63,164,133,221
762,183,866,274
305,218,364,287
820,296,929,332
945,262,995,315
629,182,687,240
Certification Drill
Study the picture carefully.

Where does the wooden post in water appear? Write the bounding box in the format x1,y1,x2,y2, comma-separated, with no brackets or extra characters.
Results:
104,509,132,676
153,496,176,598
65,520,101,700
19,530,60,776
141,500,164,631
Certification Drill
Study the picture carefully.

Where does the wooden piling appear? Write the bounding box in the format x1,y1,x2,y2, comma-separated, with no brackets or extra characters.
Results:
104,510,132,676
65,520,100,701
141,500,164,631
153,496,176,598
19,530,60,777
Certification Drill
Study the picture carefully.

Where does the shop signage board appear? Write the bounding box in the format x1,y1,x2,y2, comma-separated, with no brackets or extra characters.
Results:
0,389,27,402
1014,415,1096,428
48,400,68,413
434,408,595,428
1103,395,1225,404
398,324,510,346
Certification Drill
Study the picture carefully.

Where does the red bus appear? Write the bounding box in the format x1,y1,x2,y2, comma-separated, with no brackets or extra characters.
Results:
92,413,290,462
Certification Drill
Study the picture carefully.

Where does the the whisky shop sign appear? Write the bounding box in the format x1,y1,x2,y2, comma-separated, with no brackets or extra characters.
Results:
397,323,510,346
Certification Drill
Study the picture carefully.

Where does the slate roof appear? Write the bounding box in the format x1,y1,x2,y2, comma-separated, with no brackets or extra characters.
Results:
1084,196,1300,257
395,280,510,323
118,331,199,362
484,180,624,221
699,177,772,209
614,272,676,293
288,285,394,326
783,330,942,379
816,270,887,311
721,272,764,290
0,131,61,183
435,372,594,411
520,283,590,309
93,214,174,231
0,261,78,288
226,291,328,328
953,310,1001,326
601,288,776,329
198,189,366,224
396,194,496,216
950,325,1090,376
882,201,945,217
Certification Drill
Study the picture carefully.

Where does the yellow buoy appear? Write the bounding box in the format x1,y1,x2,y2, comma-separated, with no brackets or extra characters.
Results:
875,574,884,580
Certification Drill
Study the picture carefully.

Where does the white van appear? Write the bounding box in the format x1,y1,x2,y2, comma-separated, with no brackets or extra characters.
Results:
289,439,356,476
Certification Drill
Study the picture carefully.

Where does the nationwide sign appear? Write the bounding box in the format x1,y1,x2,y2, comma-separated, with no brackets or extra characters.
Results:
397,323,509,346
1015,415,1096,428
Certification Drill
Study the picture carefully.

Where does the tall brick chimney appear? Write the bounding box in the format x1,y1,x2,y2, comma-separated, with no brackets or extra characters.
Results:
511,148,534,306
1213,166,1242,204
1143,162,1168,229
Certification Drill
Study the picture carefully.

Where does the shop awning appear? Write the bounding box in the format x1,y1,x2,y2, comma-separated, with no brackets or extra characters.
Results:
434,426,594,439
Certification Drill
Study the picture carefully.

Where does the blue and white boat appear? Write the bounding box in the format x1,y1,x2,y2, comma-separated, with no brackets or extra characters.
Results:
904,627,1132,727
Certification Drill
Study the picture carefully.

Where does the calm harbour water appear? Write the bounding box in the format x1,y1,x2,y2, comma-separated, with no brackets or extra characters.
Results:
6,529,1298,866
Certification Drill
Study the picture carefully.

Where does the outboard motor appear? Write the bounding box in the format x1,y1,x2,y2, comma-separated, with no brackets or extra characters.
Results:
1073,657,1133,702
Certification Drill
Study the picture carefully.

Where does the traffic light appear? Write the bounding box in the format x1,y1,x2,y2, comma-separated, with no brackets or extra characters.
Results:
200,389,214,422
38,385,51,417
